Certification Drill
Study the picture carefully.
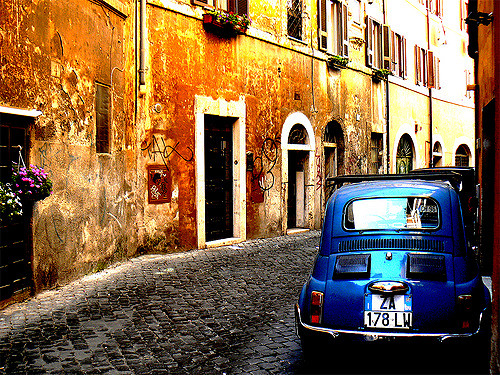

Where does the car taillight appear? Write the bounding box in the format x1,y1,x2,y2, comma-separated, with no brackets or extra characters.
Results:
310,291,324,324
457,294,473,330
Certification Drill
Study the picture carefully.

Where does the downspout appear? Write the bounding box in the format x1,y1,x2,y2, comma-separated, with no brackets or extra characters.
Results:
383,0,390,173
139,0,146,88
426,0,433,167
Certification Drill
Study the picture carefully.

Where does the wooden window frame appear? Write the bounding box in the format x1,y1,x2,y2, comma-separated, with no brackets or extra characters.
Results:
366,16,383,69
318,0,348,57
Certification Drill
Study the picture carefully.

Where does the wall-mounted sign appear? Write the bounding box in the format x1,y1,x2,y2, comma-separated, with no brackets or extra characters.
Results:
147,165,171,204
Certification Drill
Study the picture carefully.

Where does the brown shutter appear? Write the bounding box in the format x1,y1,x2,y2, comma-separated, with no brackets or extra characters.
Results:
318,0,328,51
382,24,391,70
342,2,349,57
238,0,248,15
390,31,397,75
366,16,374,67
228,0,247,14
415,45,421,85
402,36,407,79
435,56,440,89
428,51,435,88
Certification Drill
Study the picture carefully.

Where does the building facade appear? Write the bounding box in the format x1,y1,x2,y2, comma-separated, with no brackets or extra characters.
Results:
1,0,475,305
467,0,499,371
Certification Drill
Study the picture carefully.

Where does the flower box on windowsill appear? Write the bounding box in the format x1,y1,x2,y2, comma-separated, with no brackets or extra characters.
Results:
202,11,250,37
327,56,349,70
372,68,391,82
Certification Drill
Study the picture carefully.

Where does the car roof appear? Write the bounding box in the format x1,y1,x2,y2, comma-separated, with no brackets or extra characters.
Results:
334,179,453,200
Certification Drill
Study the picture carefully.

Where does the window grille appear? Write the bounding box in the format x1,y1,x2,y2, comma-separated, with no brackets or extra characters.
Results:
455,145,470,166
287,0,302,40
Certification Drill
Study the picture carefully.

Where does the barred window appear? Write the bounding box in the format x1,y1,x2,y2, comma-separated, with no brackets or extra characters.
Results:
288,0,302,40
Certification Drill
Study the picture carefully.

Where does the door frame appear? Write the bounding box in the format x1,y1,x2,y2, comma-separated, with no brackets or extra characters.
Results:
194,96,246,249
281,112,316,233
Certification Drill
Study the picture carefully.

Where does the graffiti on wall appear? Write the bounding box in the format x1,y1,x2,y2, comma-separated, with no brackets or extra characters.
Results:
141,134,194,170
315,150,322,191
250,134,281,193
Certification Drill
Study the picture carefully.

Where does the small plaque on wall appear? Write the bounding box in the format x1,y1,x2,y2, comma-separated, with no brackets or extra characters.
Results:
147,165,171,204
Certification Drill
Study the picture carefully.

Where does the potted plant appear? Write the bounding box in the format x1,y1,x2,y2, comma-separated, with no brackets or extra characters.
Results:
372,68,391,82
203,9,251,35
327,55,349,70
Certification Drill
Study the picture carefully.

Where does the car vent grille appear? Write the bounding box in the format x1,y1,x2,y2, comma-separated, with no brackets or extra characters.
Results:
338,239,445,252
407,253,446,281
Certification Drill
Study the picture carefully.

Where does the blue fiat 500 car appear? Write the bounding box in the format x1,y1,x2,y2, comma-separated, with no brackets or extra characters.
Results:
295,173,490,357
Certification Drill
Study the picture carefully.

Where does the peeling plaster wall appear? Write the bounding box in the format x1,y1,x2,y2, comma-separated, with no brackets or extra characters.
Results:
0,0,137,292
144,1,381,242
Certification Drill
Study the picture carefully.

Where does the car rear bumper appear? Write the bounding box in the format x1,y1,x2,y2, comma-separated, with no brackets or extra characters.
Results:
294,303,489,343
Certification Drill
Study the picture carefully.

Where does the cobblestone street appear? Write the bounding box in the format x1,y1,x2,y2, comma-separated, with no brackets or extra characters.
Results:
0,230,491,374
0,231,320,374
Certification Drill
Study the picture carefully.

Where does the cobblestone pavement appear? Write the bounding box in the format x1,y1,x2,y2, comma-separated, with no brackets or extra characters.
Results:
0,230,491,375
0,231,320,374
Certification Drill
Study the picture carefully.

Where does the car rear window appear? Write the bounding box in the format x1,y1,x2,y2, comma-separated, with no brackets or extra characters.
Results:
344,197,440,230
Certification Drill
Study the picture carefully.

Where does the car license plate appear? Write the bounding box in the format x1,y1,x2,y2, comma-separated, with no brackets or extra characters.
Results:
364,294,412,329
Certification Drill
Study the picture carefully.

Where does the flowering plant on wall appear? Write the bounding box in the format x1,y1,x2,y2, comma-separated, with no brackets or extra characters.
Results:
0,182,23,222
204,9,251,34
12,164,53,202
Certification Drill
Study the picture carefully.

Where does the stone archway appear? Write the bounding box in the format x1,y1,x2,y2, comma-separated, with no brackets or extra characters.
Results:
281,112,315,232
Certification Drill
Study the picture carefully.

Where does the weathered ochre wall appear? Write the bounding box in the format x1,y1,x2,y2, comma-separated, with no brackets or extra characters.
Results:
143,1,381,241
0,0,137,291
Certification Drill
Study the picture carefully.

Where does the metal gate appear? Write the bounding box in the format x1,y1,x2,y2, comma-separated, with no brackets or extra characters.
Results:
0,114,32,306
205,115,233,242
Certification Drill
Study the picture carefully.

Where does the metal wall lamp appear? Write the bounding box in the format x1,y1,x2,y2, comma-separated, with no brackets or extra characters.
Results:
465,12,494,26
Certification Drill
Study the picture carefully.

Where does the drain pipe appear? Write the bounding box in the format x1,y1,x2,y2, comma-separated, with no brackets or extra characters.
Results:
382,0,390,173
139,0,146,89
426,0,433,167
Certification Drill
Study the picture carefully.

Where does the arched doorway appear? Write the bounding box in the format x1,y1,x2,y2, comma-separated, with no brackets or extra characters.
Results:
433,141,443,167
396,134,414,173
455,144,471,166
281,112,315,232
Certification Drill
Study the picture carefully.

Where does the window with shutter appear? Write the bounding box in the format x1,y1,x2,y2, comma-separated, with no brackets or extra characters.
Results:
365,16,374,67
318,0,328,50
228,0,248,15
415,45,421,85
365,17,382,69
428,51,435,88
391,31,397,75
382,24,391,70
341,3,349,57
402,36,407,78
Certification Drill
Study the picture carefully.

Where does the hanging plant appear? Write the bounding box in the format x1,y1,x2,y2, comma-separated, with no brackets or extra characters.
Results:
11,163,53,202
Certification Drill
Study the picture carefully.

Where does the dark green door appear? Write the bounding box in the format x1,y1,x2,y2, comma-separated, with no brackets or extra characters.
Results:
0,114,32,304
205,115,233,242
